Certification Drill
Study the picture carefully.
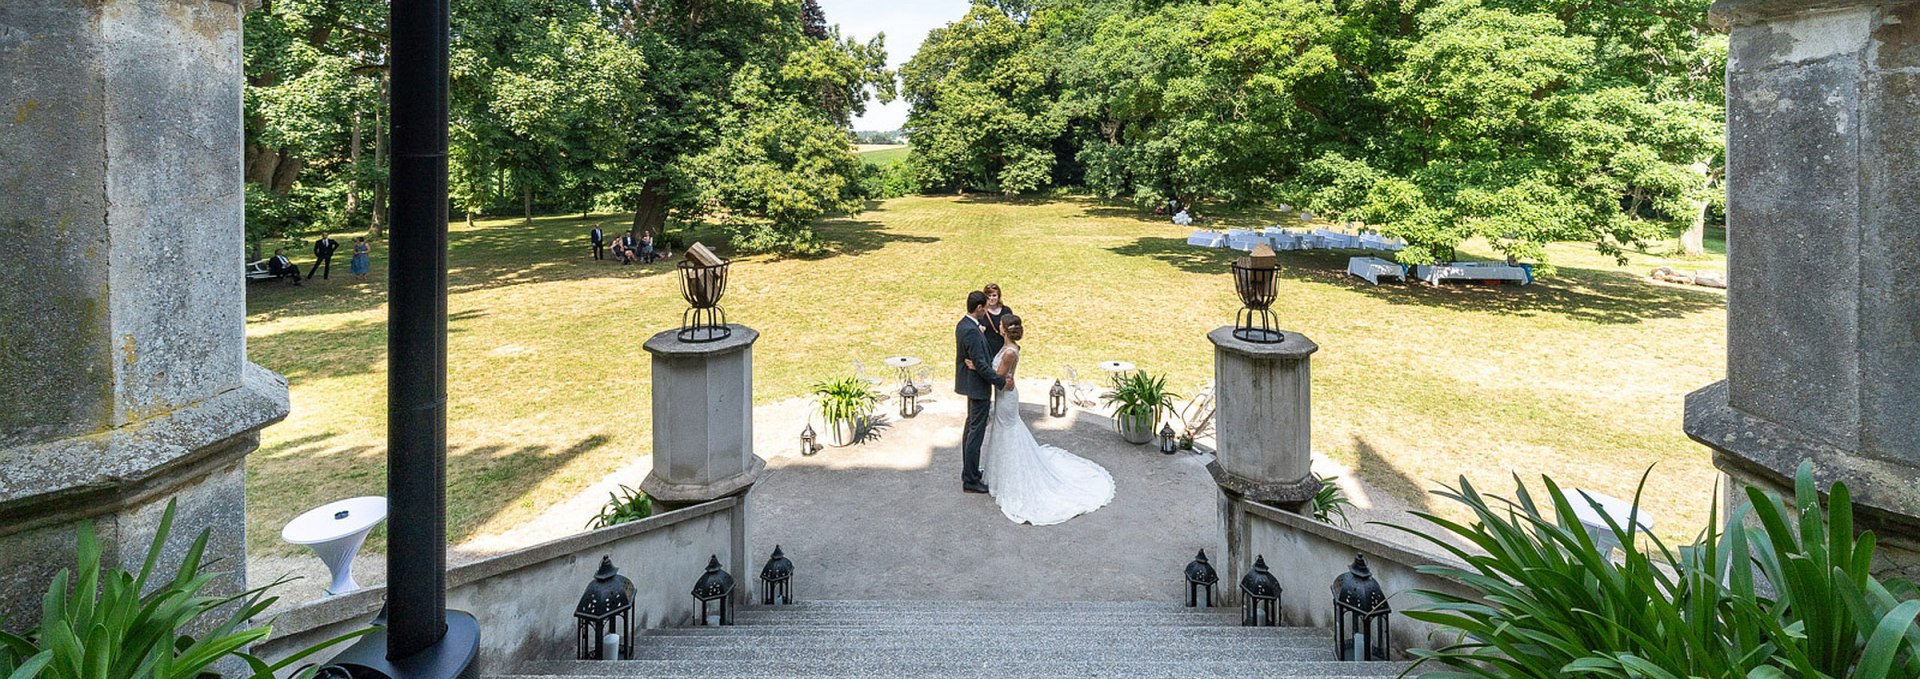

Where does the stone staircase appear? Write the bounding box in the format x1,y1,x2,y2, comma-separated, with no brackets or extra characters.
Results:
501,600,1413,678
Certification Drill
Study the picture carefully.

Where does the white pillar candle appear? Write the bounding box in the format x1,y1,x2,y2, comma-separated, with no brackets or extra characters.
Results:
602,633,619,660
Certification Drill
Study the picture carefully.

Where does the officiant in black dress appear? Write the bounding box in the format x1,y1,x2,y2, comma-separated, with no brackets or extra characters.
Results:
981,283,1015,357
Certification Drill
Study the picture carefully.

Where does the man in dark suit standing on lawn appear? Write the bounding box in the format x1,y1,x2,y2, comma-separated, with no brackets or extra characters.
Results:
590,224,605,260
954,290,1008,494
307,233,339,280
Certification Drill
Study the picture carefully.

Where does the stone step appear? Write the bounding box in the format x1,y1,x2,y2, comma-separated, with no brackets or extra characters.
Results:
730,609,1251,623
626,633,1330,652
571,644,1341,663
502,658,1411,678
747,599,1224,611
642,624,1328,640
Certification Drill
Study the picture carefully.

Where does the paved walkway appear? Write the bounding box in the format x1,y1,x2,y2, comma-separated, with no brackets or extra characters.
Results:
253,378,1435,609
746,379,1227,602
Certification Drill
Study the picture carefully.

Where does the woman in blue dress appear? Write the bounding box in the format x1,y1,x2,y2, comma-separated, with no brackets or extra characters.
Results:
349,237,371,276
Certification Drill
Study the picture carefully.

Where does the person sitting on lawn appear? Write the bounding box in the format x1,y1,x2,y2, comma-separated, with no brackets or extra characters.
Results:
613,232,639,265
268,248,302,286
640,230,658,263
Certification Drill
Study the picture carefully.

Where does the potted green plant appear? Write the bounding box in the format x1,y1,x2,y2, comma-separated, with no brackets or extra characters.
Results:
810,375,880,447
1104,371,1177,445
0,500,369,679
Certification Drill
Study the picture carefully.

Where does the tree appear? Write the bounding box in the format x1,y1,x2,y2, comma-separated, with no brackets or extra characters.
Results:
902,3,1063,194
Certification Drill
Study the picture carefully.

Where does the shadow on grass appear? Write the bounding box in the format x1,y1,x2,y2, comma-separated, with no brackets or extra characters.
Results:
805,211,941,261
250,432,613,554
1107,236,1725,325
445,434,611,544
1351,435,1432,517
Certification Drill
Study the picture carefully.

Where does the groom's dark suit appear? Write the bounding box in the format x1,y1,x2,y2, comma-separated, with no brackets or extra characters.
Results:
955,315,1008,489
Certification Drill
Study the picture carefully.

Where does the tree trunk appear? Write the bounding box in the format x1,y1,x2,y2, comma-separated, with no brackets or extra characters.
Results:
346,107,362,227
522,181,533,222
1681,162,1711,257
369,77,388,239
631,178,669,237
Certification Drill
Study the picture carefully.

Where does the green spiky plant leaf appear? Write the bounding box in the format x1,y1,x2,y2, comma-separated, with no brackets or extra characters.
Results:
1389,461,1920,678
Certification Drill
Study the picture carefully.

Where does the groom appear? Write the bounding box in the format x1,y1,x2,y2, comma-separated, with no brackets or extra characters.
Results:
955,290,1008,494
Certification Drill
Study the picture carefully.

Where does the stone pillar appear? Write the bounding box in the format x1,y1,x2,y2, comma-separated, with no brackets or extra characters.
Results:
1207,327,1319,600
642,325,764,602
0,0,287,630
1689,0,1920,579
641,325,765,502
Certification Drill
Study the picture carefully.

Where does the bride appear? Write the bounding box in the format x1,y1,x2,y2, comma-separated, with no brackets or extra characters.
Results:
982,315,1116,525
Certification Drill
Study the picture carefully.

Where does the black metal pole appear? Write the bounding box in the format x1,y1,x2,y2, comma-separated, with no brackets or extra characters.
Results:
388,0,449,661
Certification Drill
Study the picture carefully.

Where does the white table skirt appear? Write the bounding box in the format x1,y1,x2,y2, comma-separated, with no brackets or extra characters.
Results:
1414,262,1534,285
1346,256,1407,285
1186,231,1226,248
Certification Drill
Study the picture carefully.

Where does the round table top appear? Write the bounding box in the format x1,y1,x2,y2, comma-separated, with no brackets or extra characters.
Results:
282,496,389,545
1097,360,1136,373
1569,489,1654,532
884,356,923,368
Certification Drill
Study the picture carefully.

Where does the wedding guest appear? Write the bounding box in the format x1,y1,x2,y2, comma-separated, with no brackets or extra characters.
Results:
307,233,339,280
981,283,1014,356
614,232,639,265
268,248,302,286
590,224,605,260
350,237,371,276
640,230,657,263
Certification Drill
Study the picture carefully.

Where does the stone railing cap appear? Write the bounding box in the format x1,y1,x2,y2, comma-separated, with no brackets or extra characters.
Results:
1709,0,1910,30
644,324,760,357
1206,326,1319,359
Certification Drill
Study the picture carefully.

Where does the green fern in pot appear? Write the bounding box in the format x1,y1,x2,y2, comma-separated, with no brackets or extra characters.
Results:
811,375,880,447
1104,371,1177,445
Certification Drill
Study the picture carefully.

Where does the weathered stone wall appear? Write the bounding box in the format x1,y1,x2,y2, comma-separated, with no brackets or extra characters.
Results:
1238,500,1479,659
0,0,286,631
1690,0,1920,576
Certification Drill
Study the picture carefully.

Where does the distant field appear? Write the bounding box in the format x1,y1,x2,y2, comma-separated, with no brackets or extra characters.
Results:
859,145,910,166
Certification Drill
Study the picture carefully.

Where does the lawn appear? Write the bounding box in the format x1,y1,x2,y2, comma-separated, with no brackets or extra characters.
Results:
243,196,1727,557
858,144,910,166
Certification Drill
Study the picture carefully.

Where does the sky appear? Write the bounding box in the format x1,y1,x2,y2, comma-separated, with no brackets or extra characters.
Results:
816,0,972,132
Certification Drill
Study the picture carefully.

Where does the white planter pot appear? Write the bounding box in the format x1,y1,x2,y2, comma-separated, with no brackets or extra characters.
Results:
827,416,866,447
1117,412,1156,445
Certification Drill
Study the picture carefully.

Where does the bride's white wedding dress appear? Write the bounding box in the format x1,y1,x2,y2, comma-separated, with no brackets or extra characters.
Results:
983,346,1116,525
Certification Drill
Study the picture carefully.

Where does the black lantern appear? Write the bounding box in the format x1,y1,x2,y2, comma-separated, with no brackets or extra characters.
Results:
899,383,919,418
1240,555,1282,626
691,554,735,625
759,545,794,605
1185,549,1219,608
800,424,820,456
676,250,731,343
1333,554,1390,661
1231,246,1283,344
1049,380,1067,417
574,557,635,660
1159,423,1178,455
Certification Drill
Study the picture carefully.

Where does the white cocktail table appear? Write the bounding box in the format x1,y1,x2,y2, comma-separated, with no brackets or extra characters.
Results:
1569,489,1654,560
281,496,388,595
884,355,923,386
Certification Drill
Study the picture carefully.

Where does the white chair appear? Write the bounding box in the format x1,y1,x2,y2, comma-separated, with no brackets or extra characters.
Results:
1061,366,1100,408
853,360,884,386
